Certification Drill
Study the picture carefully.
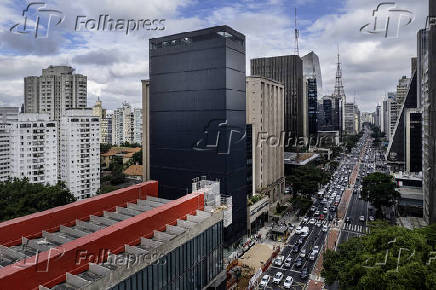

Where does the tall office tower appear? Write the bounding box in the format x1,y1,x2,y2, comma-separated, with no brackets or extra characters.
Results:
322,96,333,130
9,114,58,185
251,55,304,141
333,53,346,133
344,103,356,135
133,108,143,144
100,114,113,144
306,78,318,135
149,26,247,243
59,109,100,199
354,104,361,133
387,73,418,172
0,107,19,182
423,1,436,224
418,29,429,107
246,76,285,203
24,66,87,120
317,100,325,129
382,100,388,133
141,80,150,181
112,102,133,145
302,51,323,96
92,97,109,144
375,104,381,128
396,76,411,106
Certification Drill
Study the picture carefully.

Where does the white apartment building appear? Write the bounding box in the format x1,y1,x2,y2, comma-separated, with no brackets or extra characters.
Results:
24,66,87,120
9,114,58,185
112,102,133,145
0,124,11,182
133,108,143,144
246,76,285,203
59,109,100,199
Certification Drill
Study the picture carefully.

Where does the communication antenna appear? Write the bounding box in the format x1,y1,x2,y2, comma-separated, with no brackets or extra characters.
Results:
294,8,299,56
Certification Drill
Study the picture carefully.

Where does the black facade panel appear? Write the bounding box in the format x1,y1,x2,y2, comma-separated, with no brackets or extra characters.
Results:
150,26,247,244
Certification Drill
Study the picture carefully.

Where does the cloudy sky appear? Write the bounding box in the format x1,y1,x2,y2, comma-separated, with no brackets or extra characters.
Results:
0,0,428,112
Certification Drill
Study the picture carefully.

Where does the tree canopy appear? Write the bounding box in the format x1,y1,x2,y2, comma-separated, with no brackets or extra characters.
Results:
322,222,436,289
361,172,400,217
286,165,330,196
0,178,76,222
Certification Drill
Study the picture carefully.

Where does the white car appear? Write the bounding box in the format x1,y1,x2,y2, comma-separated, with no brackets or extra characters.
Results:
312,245,320,254
303,217,309,223
260,275,270,288
274,255,284,266
283,276,293,289
323,225,328,232
359,216,365,222
300,248,307,258
323,207,328,214
273,272,284,284
295,226,302,234
316,221,322,227
309,218,316,224
314,211,320,216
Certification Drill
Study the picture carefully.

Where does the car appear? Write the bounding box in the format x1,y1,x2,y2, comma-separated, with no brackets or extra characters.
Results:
346,216,351,222
309,252,316,261
310,206,316,212
292,244,300,253
295,226,302,234
312,245,320,254
273,272,283,284
369,216,375,221
359,216,366,222
323,207,328,214
283,276,294,289
297,238,304,245
274,255,284,266
300,267,309,279
259,275,270,288
295,257,303,268
300,248,307,258
316,221,322,227
302,216,309,223
309,218,316,224
284,257,292,268
323,224,328,232
314,211,320,216
328,215,334,221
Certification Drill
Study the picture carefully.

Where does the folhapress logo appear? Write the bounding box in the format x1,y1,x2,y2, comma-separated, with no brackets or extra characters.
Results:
10,2,64,39
360,2,414,38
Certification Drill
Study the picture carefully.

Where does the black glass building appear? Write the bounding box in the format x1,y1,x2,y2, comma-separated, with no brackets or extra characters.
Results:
149,26,247,244
307,78,318,135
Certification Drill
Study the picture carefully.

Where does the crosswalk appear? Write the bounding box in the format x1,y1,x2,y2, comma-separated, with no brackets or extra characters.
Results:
342,222,370,234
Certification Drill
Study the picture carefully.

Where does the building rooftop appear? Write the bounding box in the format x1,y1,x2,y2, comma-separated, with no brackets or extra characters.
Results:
0,181,220,290
284,152,320,166
124,165,143,177
101,147,141,158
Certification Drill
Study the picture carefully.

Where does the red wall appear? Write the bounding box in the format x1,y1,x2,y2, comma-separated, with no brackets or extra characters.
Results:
0,181,158,246
0,192,204,290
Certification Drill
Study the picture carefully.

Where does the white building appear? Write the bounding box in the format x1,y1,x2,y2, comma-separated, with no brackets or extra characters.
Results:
0,124,11,182
59,109,100,199
24,66,87,120
9,114,58,185
112,102,133,145
246,76,285,202
133,108,143,144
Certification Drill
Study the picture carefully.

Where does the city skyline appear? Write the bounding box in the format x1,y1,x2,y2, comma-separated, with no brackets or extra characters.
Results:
0,0,428,112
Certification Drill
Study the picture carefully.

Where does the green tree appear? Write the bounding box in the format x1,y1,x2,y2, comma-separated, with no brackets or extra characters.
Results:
0,178,76,222
100,143,112,154
322,223,436,289
286,165,330,196
361,172,400,217
127,149,143,166
120,142,141,148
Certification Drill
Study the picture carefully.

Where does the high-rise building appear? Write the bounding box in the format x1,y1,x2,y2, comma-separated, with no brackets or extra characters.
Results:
133,108,143,144
141,80,150,181
396,76,411,106
0,107,19,182
9,114,58,185
149,26,247,243
24,66,87,120
344,103,358,135
92,97,106,119
422,1,436,224
333,53,346,134
302,51,323,96
306,77,318,135
246,76,285,202
92,97,111,144
112,102,133,145
251,55,304,140
321,96,333,130
382,100,388,133
59,109,100,199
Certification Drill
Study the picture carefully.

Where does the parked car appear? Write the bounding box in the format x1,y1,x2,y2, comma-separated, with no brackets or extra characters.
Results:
300,267,309,279
295,226,302,234
273,272,283,284
283,276,294,289
260,275,270,288
369,216,375,221
284,257,292,268
274,255,284,266
300,248,307,258
295,257,303,268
